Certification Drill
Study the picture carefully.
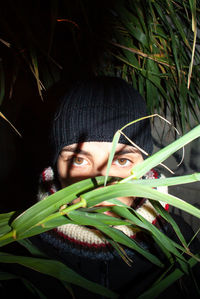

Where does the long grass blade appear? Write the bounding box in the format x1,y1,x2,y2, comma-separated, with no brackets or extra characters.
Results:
81,183,200,219
11,176,110,234
149,200,187,248
131,124,200,178
67,210,163,267
0,252,117,298
111,205,188,269
104,131,121,186
138,254,199,299
30,49,43,100
0,212,15,236
167,0,191,50
124,173,200,187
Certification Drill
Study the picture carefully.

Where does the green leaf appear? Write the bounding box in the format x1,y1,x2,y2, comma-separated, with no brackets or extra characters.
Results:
18,239,75,298
11,176,110,234
0,212,15,236
167,0,191,50
11,215,73,242
81,183,200,219
67,210,163,267
69,210,131,226
129,26,148,49
18,239,47,258
138,255,199,299
141,69,169,102
111,206,187,264
126,173,200,187
131,124,200,178
149,200,187,247
0,271,19,280
132,209,188,272
0,252,118,298
111,204,148,230
104,131,121,186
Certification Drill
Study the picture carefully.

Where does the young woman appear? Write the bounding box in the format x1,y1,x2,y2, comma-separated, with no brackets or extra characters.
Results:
33,77,198,298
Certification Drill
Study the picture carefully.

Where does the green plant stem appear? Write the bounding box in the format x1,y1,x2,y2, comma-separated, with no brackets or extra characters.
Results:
0,199,87,246
0,231,16,246
38,197,87,226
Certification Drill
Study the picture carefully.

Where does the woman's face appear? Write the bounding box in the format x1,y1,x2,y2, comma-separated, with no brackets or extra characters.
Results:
57,142,144,212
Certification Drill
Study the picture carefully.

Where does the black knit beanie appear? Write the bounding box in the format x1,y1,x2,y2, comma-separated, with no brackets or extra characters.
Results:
50,76,153,165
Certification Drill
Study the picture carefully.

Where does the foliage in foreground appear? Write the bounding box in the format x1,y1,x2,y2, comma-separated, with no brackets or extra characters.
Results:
0,124,200,297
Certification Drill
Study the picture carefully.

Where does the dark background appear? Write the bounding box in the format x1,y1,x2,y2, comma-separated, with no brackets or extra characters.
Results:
0,0,116,211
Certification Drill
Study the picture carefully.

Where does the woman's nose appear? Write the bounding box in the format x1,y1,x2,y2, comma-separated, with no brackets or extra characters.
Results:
95,164,108,177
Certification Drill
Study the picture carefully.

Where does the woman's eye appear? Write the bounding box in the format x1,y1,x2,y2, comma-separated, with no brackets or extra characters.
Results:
72,157,88,166
114,158,131,166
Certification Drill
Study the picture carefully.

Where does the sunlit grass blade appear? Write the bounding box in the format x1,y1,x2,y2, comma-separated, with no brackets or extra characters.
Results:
111,203,148,230
67,210,163,267
151,234,174,263
104,131,121,186
14,209,132,242
68,210,131,226
149,200,187,248
124,173,200,187
0,212,15,236
2,219,77,248
0,231,17,247
0,214,73,246
0,252,117,298
131,210,189,273
81,183,200,219
132,211,189,272
111,205,188,269
111,205,186,251
131,124,200,178
11,176,110,234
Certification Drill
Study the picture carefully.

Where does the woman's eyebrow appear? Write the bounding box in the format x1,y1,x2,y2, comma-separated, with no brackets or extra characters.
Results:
61,146,140,156
114,148,139,155
61,146,92,156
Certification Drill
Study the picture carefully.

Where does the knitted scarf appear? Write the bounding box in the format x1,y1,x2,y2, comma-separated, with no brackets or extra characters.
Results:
37,167,169,260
